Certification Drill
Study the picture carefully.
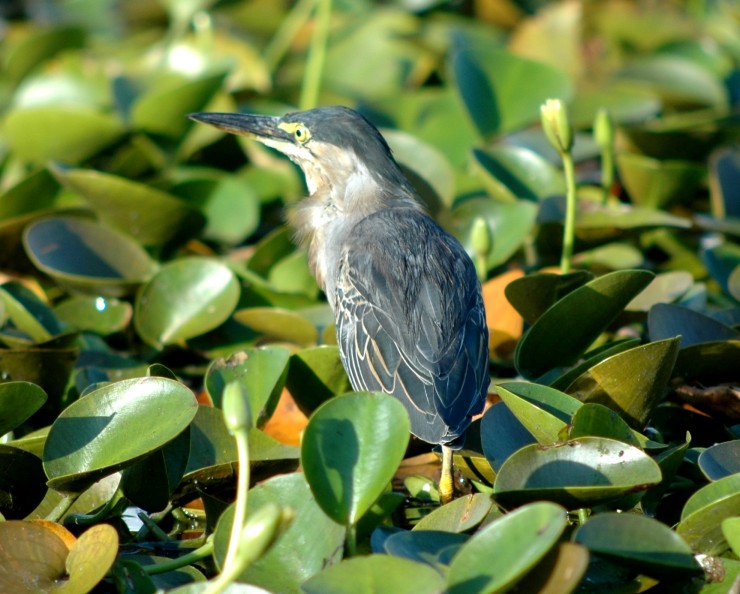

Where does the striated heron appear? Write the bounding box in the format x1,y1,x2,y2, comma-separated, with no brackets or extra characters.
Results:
190,106,489,503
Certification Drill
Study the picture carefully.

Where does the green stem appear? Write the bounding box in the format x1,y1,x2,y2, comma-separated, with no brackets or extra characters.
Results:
601,147,614,205
560,151,577,274
299,0,333,110
144,538,214,575
45,492,80,523
264,0,315,73
345,523,357,557
64,486,127,527
222,431,251,574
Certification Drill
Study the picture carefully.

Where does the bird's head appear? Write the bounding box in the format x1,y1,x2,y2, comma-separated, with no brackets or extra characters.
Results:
189,106,415,203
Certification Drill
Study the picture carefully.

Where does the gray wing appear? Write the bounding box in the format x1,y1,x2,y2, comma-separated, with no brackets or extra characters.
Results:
334,208,488,447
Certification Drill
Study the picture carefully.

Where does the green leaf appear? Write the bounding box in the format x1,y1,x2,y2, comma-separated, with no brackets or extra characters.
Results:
452,47,572,138
43,377,198,492
648,303,740,347
568,403,641,447
0,381,47,436
2,106,124,165
51,165,204,246
0,281,62,343
493,437,662,509
135,258,240,348
54,296,132,335
573,513,700,579
495,381,581,445
677,474,740,554
302,555,445,594
479,402,535,473
681,473,740,521
698,441,740,481
625,271,694,311
723,517,740,558
617,153,706,209
413,493,494,533
234,307,319,346
515,270,655,379
0,445,47,519
563,337,680,429
213,473,345,593
301,392,410,526
384,530,468,566
286,346,351,416
447,501,567,594
24,217,158,297
204,346,290,422
505,271,593,325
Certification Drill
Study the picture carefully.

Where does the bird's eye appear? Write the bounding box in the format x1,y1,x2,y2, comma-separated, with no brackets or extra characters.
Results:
294,125,310,143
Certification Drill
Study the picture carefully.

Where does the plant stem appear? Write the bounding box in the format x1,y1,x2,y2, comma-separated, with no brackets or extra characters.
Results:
264,0,315,73
299,0,333,110
601,147,614,205
45,492,80,523
144,538,214,575
222,430,250,574
345,523,357,557
560,151,577,274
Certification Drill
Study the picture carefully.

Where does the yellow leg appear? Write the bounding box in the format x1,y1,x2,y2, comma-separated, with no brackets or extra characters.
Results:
439,445,454,504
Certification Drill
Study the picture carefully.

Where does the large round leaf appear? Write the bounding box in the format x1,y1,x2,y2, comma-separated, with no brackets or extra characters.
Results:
0,445,47,518
447,501,567,594
43,377,198,491
24,217,158,296
213,473,345,593
301,392,410,526
493,437,662,509
135,258,240,348
698,441,740,480
302,554,445,594
515,270,654,379
573,513,700,579
286,346,351,416
0,381,47,436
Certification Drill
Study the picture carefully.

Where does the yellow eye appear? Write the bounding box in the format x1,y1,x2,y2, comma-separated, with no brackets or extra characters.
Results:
294,125,310,143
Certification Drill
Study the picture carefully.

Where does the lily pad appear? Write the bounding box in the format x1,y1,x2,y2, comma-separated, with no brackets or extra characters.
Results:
43,377,198,492
301,392,410,526
447,501,567,594
493,437,662,509
135,258,240,348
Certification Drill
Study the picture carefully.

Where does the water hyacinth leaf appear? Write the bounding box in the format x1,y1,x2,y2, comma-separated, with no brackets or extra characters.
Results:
507,542,588,594
51,166,204,246
515,270,654,379
384,530,468,566
563,337,680,429
452,46,572,138
495,381,581,445
24,217,158,296
480,401,536,473
616,153,706,209
471,145,565,202
576,204,691,230
446,501,567,594
549,338,640,392
121,427,191,513
2,106,125,165
301,392,410,526
213,473,345,593
131,72,226,138
58,523,120,594
648,303,740,346
568,403,641,447
0,347,78,405
723,518,740,557
54,296,131,335
0,521,69,592
135,258,240,348
267,251,319,298
204,346,290,421
626,271,694,311
448,198,538,271
573,513,700,579
702,240,740,297
0,169,60,221
302,554,445,594
286,346,351,416
4,25,86,84
413,493,495,533
698,441,740,481
43,377,198,492
234,307,318,346
673,340,740,385
0,381,47,436
681,473,740,522
0,281,62,343
677,491,740,553
494,437,662,509
710,145,740,219
0,445,47,519
504,271,593,325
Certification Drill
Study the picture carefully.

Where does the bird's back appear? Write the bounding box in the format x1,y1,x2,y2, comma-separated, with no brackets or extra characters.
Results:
334,207,488,447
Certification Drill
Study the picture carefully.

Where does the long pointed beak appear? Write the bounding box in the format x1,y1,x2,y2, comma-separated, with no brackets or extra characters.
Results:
189,112,289,143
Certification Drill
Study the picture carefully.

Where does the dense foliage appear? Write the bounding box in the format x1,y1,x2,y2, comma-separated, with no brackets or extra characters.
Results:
0,0,739,593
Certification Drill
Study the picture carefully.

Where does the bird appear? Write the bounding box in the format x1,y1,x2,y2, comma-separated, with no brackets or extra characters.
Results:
190,106,489,503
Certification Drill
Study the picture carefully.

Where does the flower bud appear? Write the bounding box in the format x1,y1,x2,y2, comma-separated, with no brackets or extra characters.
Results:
540,98,573,154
